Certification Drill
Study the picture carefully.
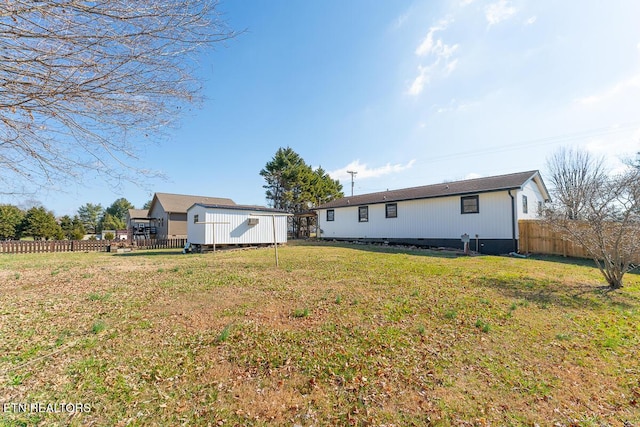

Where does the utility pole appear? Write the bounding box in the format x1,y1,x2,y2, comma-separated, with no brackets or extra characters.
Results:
346,170,357,196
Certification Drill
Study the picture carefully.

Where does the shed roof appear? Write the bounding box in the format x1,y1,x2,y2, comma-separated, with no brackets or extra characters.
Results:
189,203,288,214
151,193,235,214
315,170,549,209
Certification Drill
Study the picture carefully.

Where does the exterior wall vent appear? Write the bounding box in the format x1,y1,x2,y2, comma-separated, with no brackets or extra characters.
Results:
247,218,259,226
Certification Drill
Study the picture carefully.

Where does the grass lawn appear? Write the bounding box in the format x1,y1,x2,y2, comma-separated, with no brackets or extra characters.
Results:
1,241,639,426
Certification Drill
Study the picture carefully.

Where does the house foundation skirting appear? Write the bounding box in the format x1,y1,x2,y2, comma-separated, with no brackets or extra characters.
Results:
321,237,517,255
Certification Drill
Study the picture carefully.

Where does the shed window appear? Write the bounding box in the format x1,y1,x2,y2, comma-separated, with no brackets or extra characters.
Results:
358,206,369,222
193,214,199,224
326,209,335,222
522,195,528,214
385,203,397,218
461,195,479,214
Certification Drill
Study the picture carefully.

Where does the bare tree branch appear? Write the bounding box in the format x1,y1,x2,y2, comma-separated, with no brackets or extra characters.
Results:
544,148,640,289
0,0,238,194
545,146,607,220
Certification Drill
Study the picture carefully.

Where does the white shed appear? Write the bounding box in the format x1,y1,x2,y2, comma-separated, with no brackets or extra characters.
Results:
186,204,288,251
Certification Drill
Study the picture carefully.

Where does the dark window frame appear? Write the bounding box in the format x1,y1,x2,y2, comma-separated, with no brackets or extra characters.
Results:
326,209,335,222
193,214,199,224
358,206,369,222
460,195,479,214
385,203,398,218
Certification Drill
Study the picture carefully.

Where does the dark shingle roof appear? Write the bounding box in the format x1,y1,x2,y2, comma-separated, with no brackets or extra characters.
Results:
189,203,288,214
316,170,544,209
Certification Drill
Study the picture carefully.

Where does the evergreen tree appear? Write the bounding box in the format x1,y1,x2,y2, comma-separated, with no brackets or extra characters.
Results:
60,215,86,240
101,213,126,231
104,198,134,225
0,205,24,240
261,147,343,237
20,207,63,240
77,203,104,234
260,147,343,212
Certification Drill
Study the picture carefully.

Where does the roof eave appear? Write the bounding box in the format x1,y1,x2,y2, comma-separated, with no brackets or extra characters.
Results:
314,186,525,210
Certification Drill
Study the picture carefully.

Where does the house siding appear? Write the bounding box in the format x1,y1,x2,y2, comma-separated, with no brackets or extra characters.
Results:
318,191,537,254
517,179,545,220
148,204,168,239
168,212,188,238
319,191,513,239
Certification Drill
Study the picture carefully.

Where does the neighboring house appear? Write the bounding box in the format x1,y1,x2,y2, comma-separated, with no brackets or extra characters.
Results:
187,204,289,251
147,193,236,239
314,170,550,255
126,209,151,239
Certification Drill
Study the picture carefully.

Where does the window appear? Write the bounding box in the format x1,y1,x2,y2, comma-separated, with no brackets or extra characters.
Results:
461,195,479,214
538,201,543,214
326,209,335,221
193,214,199,224
385,203,397,218
522,195,528,214
358,206,369,222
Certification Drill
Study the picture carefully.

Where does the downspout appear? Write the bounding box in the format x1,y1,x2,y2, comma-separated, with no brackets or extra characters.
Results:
508,190,517,253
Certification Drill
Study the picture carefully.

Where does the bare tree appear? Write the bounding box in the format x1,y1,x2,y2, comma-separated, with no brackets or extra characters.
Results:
545,147,607,220
544,148,640,289
0,1,237,194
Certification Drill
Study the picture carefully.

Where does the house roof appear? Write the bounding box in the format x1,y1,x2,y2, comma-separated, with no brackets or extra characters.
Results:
127,209,149,220
315,170,549,209
151,193,235,214
189,203,288,214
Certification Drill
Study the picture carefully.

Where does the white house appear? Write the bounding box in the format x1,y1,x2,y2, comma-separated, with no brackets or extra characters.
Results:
186,203,289,251
314,170,550,254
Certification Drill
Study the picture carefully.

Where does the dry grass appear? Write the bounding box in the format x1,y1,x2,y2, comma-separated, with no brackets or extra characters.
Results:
1,241,639,426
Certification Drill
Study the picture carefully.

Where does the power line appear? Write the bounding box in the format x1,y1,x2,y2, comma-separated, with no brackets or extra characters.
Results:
421,121,640,164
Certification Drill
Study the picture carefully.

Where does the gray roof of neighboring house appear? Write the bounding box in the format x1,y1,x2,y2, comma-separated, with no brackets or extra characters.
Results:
127,209,149,220
315,170,549,209
152,193,236,213
189,203,288,214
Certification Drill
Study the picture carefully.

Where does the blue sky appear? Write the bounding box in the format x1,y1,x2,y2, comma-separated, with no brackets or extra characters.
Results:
7,0,640,215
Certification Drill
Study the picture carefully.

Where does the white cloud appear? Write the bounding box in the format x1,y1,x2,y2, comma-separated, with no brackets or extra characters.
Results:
439,42,459,59
415,19,451,56
460,0,475,6
415,32,436,57
435,98,473,113
392,9,411,30
485,0,516,26
524,16,537,25
444,58,459,75
410,19,459,96
575,73,640,106
407,65,431,96
329,159,417,181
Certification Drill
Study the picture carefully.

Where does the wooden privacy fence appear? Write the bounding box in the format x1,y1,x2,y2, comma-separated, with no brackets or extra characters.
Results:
518,220,640,263
0,238,186,254
130,239,187,250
